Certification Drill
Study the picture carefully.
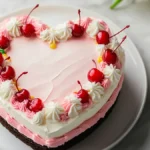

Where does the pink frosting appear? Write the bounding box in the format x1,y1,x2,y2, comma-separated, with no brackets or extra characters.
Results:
62,100,72,113
18,16,48,36
99,61,107,71
11,98,35,118
0,29,12,40
102,78,111,90
68,17,110,33
115,60,122,69
80,17,92,29
0,75,124,148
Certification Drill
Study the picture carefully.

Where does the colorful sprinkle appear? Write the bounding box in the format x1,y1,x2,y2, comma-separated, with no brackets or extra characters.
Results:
97,56,102,63
30,96,35,99
0,49,6,54
50,41,57,49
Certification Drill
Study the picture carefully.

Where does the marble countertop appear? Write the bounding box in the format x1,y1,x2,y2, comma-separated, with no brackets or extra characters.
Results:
0,0,150,149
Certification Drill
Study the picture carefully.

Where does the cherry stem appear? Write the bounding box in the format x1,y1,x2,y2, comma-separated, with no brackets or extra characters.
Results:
78,9,81,26
16,72,28,91
92,59,97,69
25,4,39,24
77,80,82,90
114,36,127,51
5,57,10,61
110,25,130,38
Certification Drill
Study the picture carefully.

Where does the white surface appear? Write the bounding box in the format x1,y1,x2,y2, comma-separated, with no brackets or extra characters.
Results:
0,1,149,150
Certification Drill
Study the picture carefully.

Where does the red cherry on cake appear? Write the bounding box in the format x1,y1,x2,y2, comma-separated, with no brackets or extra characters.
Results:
76,80,89,103
96,25,130,45
72,9,84,37
14,72,30,102
0,36,10,49
15,89,30,102
96,31,109,45
28,98,43,112
88,60,104,83
0,53,4,66
1,66,15,80
102,36,127,65
21,24,35,37
102,49,117,65
21,4,39,37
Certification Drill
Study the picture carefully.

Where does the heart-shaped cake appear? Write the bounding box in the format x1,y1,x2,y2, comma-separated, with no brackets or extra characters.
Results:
0,4,129,150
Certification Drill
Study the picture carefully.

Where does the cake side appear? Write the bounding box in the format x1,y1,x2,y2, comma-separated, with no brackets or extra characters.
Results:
0,75,124,148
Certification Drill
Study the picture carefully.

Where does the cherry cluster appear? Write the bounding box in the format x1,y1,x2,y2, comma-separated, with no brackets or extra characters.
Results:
14,72,43,113
96,25,129,65
0,54,15,80
0,4,39,50
70,9,129,66
75,60,104,104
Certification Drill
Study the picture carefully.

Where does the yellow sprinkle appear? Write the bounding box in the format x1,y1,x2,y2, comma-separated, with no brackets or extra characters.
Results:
18,87,21,91
2,54,7,59
2,54,11,62
50,41,57,49
97,56,103,63
30,96,35,99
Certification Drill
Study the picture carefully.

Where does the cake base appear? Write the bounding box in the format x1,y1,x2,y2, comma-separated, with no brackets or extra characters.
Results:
0,94,119,150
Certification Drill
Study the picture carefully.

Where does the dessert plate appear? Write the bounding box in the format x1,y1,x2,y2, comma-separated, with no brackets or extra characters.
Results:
0,5,147,150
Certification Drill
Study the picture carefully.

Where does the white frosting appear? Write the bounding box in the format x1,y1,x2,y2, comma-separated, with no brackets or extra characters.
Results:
86,20,105,38
106,38,125,64
45,102,64,122
103,64,121,83
40,29,51,42
56,23,72,41
40,28,59,44
0,80,16,104
6,18,22,37
0,74,122,138
32,111,45,126
65,94,82,118
84,82,104,103
96,44,106,55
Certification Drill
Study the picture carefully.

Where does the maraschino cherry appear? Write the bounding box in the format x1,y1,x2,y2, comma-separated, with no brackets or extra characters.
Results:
96,25,130,45
72,9,84,37
28,98,43,112
21,4,39,37
88,60,104,83
1,65,15,80
15,72,30,102
102,36,127,65
0,36,10,49
76,80,89,103
0,53,4,66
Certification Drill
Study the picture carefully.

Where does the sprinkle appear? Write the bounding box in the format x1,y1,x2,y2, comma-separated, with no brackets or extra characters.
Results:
2,53,8,59
50,41,57,49
30,96,35,99
0,49,6,54
97,56,102,63
18,87,21,91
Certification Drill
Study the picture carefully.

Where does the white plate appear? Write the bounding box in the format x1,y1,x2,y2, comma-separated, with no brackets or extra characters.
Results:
0,5,147,150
